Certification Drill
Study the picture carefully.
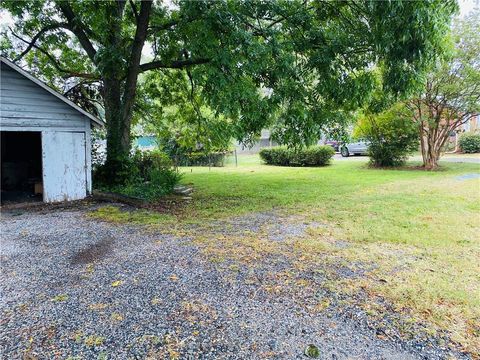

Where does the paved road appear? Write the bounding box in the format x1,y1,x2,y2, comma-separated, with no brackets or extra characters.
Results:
438,156,480,164
332,154,480,164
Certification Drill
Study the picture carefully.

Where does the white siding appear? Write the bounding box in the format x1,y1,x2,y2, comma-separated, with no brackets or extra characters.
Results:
0,58,98,203
0,63,87,131
42,131,87,202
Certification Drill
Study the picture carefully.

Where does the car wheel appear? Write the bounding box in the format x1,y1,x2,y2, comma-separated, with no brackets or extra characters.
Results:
341,147,349,157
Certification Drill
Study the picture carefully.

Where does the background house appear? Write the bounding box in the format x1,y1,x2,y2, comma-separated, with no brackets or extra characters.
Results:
235,129,278,154
447,114,480,151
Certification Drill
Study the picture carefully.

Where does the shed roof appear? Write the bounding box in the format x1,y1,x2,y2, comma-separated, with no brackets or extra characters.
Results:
0,56,104,127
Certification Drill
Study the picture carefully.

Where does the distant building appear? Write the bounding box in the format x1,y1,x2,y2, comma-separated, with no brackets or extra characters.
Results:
134,135,157,151
461,114,480,133
235,130,277,154
449,114,480,151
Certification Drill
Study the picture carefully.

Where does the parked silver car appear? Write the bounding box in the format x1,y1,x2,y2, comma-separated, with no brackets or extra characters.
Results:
340,141,369,157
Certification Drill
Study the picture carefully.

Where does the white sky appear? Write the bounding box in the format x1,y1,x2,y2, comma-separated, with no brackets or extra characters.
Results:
459,0,479,16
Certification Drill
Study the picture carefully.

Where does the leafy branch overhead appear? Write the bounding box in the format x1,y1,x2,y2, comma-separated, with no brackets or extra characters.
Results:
0,0,458,181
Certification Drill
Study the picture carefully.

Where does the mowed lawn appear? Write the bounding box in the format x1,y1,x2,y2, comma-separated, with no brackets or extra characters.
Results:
95,155,480,352
183,156,479,350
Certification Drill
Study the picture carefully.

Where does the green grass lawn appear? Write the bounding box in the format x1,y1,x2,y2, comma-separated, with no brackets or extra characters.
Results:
93,155,480,352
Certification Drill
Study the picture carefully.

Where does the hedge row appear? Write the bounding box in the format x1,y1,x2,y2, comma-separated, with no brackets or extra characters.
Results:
173,151,227,167
259,146,334,166
459,133,480,153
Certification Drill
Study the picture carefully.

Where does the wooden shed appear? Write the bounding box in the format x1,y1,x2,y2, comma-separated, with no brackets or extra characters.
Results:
0,56,103,204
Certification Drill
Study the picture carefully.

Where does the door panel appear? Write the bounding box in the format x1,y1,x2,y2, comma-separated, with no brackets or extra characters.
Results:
42,131,86,202
358,142,368,153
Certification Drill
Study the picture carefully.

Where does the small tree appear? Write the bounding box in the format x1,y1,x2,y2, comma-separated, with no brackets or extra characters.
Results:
407,10,480,169
355,104,418,167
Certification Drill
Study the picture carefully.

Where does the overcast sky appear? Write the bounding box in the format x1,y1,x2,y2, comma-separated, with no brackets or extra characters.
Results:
459,0,479,15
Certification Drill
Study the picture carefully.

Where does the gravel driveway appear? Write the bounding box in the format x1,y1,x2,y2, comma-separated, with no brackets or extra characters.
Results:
0,205,470,359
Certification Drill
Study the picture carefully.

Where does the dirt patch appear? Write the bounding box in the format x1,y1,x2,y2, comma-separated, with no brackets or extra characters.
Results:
93,191,190,215
70,235,115,265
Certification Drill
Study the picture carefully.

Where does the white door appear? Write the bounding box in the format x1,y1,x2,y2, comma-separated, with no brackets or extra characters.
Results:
42,131,87,202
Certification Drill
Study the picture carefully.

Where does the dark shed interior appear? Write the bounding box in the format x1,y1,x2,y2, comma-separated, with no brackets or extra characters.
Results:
1,131,43,204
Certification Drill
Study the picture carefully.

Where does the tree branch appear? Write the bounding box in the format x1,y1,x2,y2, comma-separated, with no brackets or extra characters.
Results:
56,1,97,63
148,19,179,32
129,0,139,21
122,0,152,100
13,22,70,62
10,29,98,80
139,58,210,72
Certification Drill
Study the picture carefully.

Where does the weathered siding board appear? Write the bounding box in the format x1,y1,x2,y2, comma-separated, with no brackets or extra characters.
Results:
85,121,92,194
0,63,86,131
1,102,87,112
1,115,86,127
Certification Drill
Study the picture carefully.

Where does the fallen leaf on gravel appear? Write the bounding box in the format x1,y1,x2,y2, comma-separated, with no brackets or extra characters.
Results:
51,294,68,302
72,330,83,343
111,280,123,287
151,297,162,305
313,299,330,312
111,312,124,321
88,303,108,311
304,344,320,358
377,334,388,340
84,335,105,347
229,264,240,272
85,264,95,274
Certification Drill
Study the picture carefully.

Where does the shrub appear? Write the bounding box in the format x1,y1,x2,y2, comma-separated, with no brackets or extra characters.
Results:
175,151,227,167
259,146,290,165
93,150,182,200
132,150,173,179
259,146,334,166
459,133,480,153
355,104,418,167
159,136,230,167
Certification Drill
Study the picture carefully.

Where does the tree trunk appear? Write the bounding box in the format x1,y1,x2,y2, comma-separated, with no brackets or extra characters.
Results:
419,121,450,170
102,79,132,183
423,147,439,170
100,1,151,185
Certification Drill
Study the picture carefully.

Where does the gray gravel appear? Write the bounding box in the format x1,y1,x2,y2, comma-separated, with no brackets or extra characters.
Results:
0,205,471,359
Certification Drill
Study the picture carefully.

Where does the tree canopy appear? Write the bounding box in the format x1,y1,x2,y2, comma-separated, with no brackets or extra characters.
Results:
0,0,458,180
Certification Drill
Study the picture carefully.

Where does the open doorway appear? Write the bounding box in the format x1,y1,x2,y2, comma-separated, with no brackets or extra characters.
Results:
1,131,43,205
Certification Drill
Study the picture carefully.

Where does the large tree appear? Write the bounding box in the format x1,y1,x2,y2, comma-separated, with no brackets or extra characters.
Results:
407,10,480,169
1,0,456,181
